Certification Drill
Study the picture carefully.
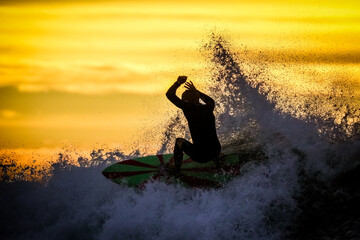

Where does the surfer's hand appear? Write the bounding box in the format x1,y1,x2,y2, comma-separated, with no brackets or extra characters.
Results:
184,81,196,91
177,76,187,84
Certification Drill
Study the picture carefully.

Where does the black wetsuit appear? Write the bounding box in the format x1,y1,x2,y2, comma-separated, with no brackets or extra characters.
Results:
166,82,221,163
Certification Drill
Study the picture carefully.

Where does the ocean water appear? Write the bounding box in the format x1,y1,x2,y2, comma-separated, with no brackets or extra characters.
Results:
1,35,359,240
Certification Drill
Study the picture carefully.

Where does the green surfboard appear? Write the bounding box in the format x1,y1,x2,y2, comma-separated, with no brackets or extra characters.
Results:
102,154,245,188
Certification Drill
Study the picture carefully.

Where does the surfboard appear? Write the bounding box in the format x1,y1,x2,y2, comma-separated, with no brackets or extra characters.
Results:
102,154,244,188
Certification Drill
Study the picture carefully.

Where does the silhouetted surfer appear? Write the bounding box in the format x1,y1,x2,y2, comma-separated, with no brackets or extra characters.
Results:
166,76,221,174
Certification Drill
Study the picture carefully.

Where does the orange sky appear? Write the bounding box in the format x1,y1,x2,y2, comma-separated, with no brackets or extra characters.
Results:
0,0,359,163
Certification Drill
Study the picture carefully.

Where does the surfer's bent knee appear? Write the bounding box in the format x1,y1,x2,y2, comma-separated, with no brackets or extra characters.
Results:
175,138,186,148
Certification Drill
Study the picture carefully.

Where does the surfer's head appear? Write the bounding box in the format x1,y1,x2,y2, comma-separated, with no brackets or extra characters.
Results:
182,90,200,103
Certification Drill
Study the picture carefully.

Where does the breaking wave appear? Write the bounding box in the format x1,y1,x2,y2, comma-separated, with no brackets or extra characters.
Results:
1,34,359,240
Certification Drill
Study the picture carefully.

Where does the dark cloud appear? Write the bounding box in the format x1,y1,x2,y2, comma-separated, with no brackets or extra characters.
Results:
253,50,360,64
0,0,128,5
298,52,360,64
0,47,16,54
270,16,360,24
0,85,147,116
0,63,29,70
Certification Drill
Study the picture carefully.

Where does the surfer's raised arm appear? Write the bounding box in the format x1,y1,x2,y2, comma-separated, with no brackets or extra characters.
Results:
166,76,187,109
198,91,215,110
184,81,215,111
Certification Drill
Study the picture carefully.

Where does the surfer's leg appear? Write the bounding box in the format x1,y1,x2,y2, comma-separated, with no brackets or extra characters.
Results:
214,153,225,169
174,138,186,173
174,138,193,174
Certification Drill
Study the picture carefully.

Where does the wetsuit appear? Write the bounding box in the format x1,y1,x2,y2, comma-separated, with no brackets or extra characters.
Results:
166,82,221,164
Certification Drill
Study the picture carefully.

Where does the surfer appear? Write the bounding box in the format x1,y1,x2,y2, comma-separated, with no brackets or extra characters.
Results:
166,76,221,174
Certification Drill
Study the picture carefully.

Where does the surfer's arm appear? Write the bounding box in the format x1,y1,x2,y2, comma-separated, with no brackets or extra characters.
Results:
166,81,185,109
198,91,215,110
184,81,214,110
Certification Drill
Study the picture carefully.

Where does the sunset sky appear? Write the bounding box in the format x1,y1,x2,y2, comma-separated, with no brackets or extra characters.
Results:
0,0,359,163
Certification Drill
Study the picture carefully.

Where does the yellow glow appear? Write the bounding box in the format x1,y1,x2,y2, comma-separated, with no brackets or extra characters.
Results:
1,1,359,93
0,109,19,119
0,0,359,165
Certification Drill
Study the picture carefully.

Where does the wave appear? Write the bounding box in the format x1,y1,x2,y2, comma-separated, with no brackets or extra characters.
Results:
1,34,360,240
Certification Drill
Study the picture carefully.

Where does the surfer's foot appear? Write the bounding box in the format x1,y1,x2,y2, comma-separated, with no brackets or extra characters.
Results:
174,138,184,176
174,157,182,177
214,154,225,169
173,161,181,177
165,164,181,177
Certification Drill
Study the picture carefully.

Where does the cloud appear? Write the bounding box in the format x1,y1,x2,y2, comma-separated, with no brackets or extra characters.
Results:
0,0,91,5
251,50,360,64
81,65,117,71
0,109,19,119
0,63,30,70
0,0,130,5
